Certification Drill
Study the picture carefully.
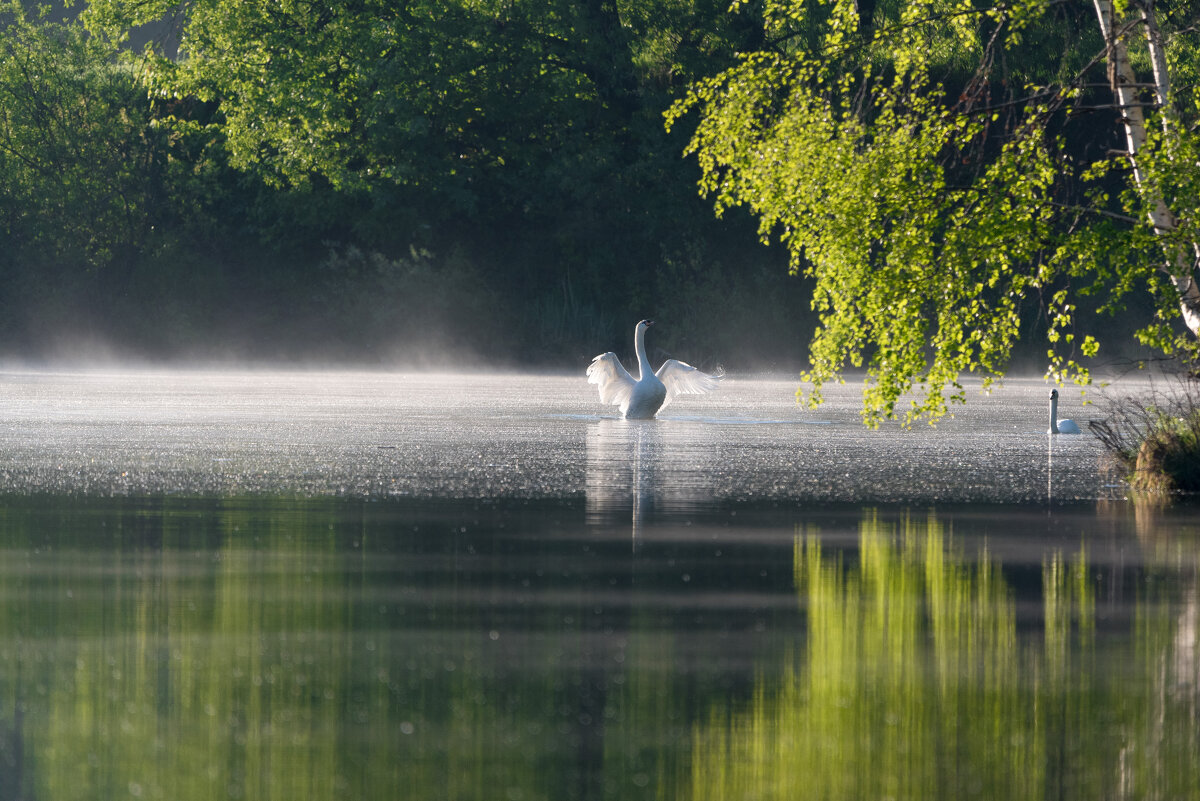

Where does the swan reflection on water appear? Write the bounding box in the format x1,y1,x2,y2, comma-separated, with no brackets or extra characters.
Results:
584,419,717,545
1047,433,1053,505
584,420,658,545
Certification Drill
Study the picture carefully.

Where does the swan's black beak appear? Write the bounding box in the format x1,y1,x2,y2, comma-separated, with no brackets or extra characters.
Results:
645,320,655,327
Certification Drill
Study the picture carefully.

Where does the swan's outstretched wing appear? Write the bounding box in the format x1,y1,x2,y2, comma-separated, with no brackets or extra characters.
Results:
655,360,723,410
587,352,636,410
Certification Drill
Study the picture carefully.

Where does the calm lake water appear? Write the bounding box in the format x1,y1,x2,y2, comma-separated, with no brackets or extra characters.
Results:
0,370,1197,800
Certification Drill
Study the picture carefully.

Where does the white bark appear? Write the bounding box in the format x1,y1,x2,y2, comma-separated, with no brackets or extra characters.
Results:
1140,0,1171,115
1093,0,1200,338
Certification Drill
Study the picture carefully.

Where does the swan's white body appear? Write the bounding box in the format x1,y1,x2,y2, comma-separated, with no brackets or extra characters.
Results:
1048,389,1081,435
587,320,722,419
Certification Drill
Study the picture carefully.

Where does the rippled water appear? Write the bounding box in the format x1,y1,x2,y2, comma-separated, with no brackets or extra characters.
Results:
0,370,1110,501
0,370,1195,800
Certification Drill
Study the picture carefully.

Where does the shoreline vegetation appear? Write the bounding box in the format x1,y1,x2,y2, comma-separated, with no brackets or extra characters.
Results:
0,0,813,371
0,0,1173,375
1091,375,1200,496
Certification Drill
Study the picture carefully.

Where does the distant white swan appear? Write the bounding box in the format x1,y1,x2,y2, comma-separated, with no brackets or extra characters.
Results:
587,320,722,419
1048,388,1081,434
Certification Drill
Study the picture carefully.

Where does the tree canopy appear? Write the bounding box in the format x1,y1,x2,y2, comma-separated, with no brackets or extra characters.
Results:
1,0,1196,389
669,0,1200,424
0,0,805,365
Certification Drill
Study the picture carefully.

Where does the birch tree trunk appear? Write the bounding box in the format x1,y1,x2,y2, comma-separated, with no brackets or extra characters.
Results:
1093,0,1200,338
1139,1,1171,116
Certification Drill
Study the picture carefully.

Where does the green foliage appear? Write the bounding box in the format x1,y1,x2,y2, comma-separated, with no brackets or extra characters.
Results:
63,0,806,365
670,0,1200,424
0,4,155,275
0,2,263,350
9,0,1193,372
0,0,805,363
84,0,745,214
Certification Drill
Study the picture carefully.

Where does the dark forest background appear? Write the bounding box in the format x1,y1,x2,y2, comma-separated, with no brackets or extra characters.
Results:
0,0,1155,371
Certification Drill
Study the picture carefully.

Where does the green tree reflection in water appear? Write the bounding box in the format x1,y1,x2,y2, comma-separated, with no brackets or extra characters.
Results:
686,512,1200,801
0,499,380,800
0,499,1196,800
0,497,527,801
0,497,696,801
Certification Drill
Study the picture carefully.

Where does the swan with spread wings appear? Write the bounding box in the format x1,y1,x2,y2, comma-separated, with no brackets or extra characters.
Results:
586,320,723,419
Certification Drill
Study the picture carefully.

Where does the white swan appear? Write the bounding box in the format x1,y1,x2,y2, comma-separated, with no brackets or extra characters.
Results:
1048,388,1081,434
587,320,722,419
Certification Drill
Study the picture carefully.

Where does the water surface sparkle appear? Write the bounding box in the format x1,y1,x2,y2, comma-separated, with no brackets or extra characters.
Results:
0,370,1109,502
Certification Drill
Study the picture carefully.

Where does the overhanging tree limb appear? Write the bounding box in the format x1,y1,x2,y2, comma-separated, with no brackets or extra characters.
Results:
671,0,1200,424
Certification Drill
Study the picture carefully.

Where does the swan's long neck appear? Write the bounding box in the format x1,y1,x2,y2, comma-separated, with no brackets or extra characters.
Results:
634,325,652,380
1049,392,1059,434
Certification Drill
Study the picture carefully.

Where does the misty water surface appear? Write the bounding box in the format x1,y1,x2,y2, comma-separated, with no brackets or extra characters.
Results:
0,370,1195,800
0,370,1110,501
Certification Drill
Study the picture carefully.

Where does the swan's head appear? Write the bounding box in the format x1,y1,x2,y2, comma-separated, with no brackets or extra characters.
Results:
637,319,655,332
1049,389,1059,401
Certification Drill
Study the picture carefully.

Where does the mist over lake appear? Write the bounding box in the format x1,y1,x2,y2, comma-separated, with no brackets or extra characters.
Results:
0,369,1109,502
